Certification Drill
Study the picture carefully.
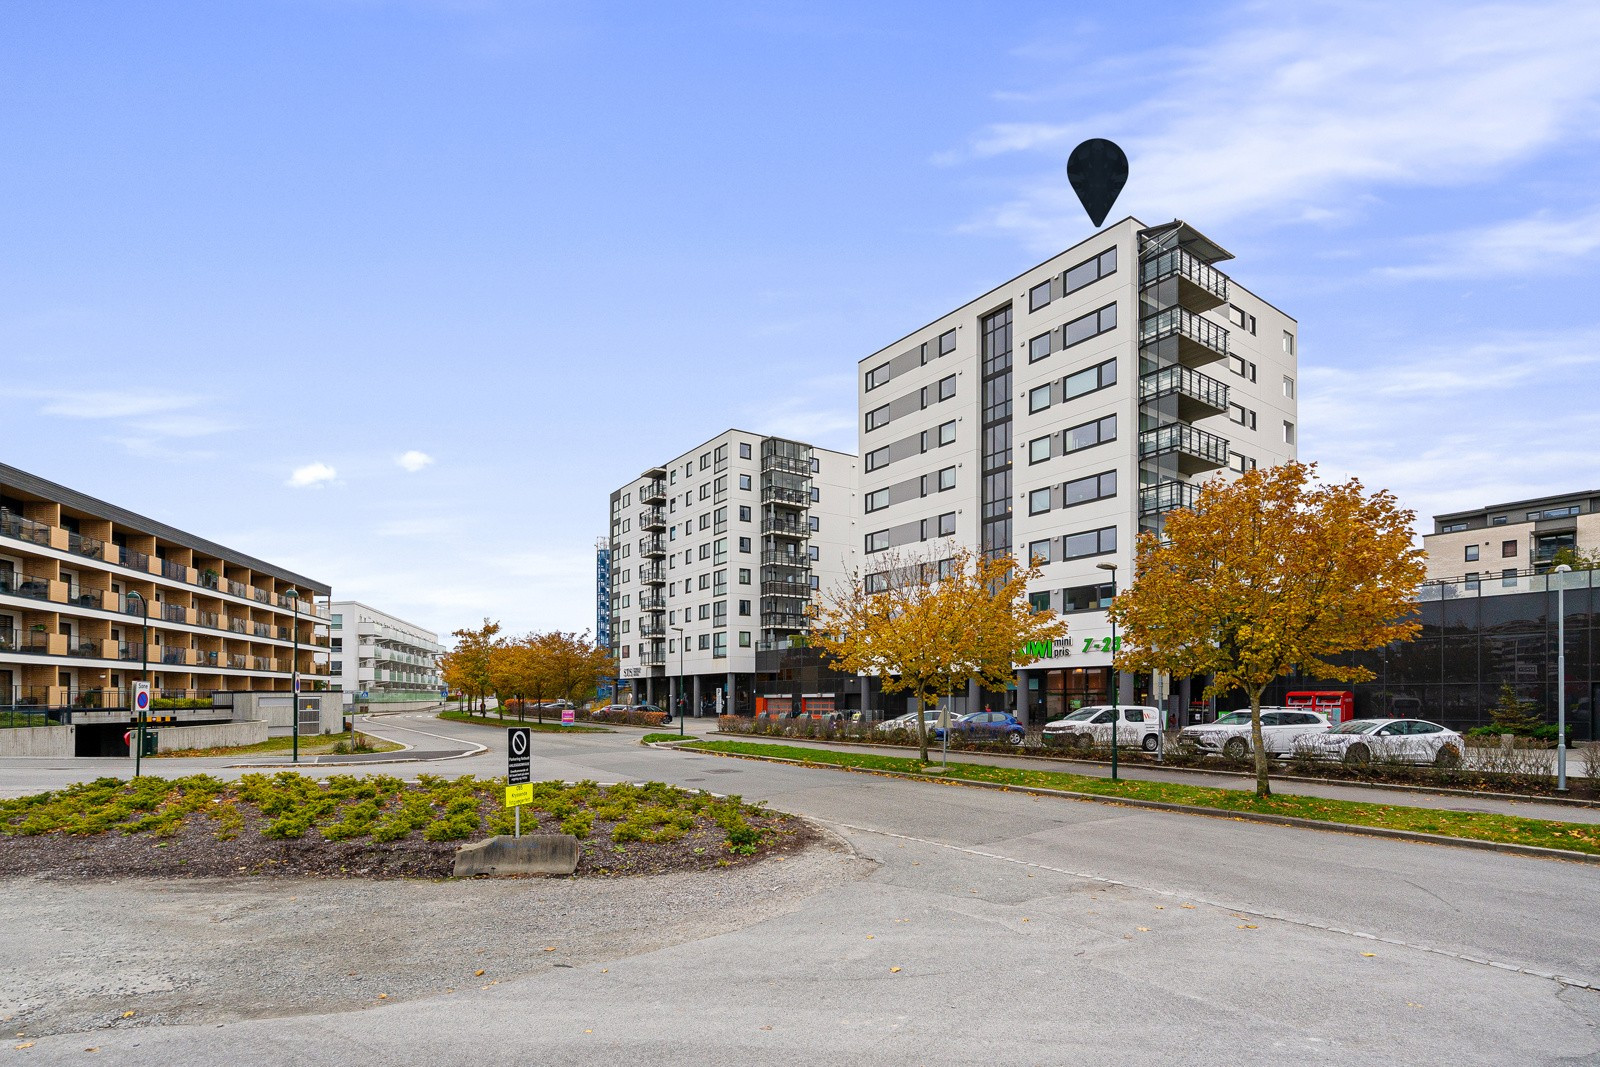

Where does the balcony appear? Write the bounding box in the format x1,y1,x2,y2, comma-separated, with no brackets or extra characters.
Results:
639,507,667,530
1140,480,1202,517
761,612,808,630
1140,246,1229,312
760,485,808,507
761,451,812,476
1139,365,1229,422
1139,424,1229,475
0,510,54,548
761,551,811,569
639,622,666,638
640,479,667,505
638,564,666,585
762,579,811,598
163,603,189,624
639,535,666,558
160,559,188,582
0,572,57,603
638,594,667,612
67,531,106,561
761,518,810,539
121,546,150,571
1140,307,1229,368
638,648,666,667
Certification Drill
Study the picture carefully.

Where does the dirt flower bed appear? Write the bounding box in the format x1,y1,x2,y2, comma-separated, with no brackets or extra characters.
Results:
0,773,814,881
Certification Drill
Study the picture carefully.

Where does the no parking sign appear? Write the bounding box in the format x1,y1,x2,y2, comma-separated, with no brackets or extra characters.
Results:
132,682,152,716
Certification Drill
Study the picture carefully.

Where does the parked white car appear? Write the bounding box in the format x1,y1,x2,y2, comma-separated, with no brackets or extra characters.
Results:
1042,705,1165,752
1293,718,1465,767
1178,708,1330,758
874,710,942,733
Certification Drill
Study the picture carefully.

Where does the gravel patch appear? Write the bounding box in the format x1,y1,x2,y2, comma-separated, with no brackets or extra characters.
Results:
1,829,871,1042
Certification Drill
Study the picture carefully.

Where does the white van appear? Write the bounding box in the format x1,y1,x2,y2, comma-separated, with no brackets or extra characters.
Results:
1041,705,1165,751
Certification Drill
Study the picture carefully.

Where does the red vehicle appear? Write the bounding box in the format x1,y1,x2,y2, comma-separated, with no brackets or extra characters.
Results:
1287,691,1353,724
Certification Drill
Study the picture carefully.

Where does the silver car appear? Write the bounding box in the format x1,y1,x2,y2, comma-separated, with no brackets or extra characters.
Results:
1293,718,1465,767
1179,708,1330,759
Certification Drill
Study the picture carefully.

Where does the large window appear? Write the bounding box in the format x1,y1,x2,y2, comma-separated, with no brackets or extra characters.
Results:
865,488,890,513
1064,470,1117,506
1064,413,1116,453
938,374,956,401
865,363,890,391
1063,304,1117,348
1062,246,1117,295
1028,384,1052,413
1028,332,1052,363
865,446,890,472
1028,435,1051,464
866,530,890,553
866,404,890,431
937,512,956,536
937,466,956,491
939,329,956,355
1464,545,1479,562
1063,582,1115,612
1028,280,1053,312
1063,525,1117,559
1029,487,1052,515
1028,539,1052,565
938,420,956,445
1063,358,1117,401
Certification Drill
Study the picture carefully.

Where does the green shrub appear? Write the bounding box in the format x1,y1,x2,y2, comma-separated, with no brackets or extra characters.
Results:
561,810,594,838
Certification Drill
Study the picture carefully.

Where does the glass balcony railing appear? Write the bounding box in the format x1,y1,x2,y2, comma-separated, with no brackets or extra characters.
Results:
1140,246,1229,307
1139,365,1229,414
0,510,53,547
1140,306,1230,366
640,480,667,504
1139,480,1202,516
761,518,810,538
1138,423,1229,471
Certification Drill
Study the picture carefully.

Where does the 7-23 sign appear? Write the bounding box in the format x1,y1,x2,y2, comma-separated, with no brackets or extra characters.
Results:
1082,636,1122,654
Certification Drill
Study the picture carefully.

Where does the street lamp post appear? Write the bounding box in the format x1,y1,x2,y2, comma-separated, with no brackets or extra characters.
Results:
285,588,300,764
1096,562,1119,781
1554,564,1572,792
670,626,685,737
125,590,149,776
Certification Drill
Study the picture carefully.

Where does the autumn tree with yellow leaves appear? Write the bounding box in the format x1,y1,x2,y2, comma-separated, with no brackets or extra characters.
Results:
440,618,501,712
810,546,1069,763
1108,462,1426,797
444,624,611,720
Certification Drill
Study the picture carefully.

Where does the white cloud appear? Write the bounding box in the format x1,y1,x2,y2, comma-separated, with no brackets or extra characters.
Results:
287,462,338,489
396,450,434,472
953,1,1600,248
1380,206,1600,279
35,389,204,420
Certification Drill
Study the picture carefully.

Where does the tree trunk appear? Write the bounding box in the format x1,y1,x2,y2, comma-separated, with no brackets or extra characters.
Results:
1248,686,1271,798
915,697,931,763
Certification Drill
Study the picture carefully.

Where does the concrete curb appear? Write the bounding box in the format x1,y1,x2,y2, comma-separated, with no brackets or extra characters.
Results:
710,731,1600,810
670,744,1600,866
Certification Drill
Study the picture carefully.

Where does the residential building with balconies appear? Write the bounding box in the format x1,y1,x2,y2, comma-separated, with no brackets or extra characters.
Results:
0,461,332,749
328,600,444,707
606,430,857,714
855,218,1297,724
1423,490,1600,584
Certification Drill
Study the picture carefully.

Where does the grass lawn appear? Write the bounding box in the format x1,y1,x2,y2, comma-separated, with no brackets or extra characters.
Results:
684,740,1600,857
437,710,610,733
152,732,404,759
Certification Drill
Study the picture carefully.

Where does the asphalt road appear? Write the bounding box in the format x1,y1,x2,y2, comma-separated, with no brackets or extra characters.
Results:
6,714,1600,1065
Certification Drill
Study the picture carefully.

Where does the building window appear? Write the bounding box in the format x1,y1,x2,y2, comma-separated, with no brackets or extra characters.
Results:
739,505,751,521
1502,540,1518,558
739,442,751,459
1228,403,1257,430
939,329,956,355
1063,582,1115,612
1063,304,1117,348
1229,453,1257,473
1062,246,1117,294
1027,539,1052,565
739,474,751,491
738,537,751,552
1464,545,1479,562
1064,470,1117,506
1029,487,1052,515
865,446,890,472
938,374,956,401
738,599,751,616
937,512,956,537
1282,375,1295,399
808,515,820,531
1228,355,1257,382
1282,421,1295,444
1283,331,1295,355
1028,332,1052,363
738,568,750,584
1501,568,1518,588
938,420,956,446
866,530,890,553
739,631,751,648
1064,413,1116,453
937,466,956,491
865,363,891,391
1028,384,1052,413
1063,358,1117,401
1028,435,1051,464
1063,525,1117,559
1028,590,1051,613
1440,521,1467,533
1464,572,1480,591
698,634,710,650
866,404,890,432
810,486,819,502
1028,280,1052,312
1227,305,1257,334
865,488,890,513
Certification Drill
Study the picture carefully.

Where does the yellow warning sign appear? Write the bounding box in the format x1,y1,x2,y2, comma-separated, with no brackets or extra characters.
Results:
504,783,533,809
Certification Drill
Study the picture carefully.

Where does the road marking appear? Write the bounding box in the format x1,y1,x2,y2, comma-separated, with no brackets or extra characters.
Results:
357,718,488,758
823,819,1599,993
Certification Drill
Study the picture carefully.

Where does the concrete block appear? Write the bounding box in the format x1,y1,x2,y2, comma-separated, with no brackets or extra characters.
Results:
453,835,579,878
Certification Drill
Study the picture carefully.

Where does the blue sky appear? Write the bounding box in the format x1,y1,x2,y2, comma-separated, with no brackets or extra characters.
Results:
4,0,1598,637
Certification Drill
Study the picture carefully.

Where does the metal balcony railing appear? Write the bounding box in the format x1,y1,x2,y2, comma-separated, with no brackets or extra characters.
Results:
1139,365,1229,415
1138,424,1230,472
640,480,667,504
638,595,667,612
639,536,666,558
163,603,188,623
1140,306,1230,366
68,531,106,560
639,507,667,530
761,612,808,630
0,572,54,601
760,452,812,476
760,552,811,569
1140,246,1229,307
637,649,666,667
639,623,666,638
761,580,811,598
638,564,666,584
760,485,809,506
761,518,810,538
1140,480,1202,516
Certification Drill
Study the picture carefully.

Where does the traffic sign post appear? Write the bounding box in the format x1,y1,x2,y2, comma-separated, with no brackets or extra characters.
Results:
132,682,152,777
506,727,532,837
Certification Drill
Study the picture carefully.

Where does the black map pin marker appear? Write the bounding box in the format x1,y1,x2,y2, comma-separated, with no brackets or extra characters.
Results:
1067,138,1128,228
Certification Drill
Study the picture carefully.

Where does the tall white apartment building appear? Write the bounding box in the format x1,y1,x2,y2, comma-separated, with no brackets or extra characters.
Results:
328,600,443,705
857,218,1298,724
607,430,857,714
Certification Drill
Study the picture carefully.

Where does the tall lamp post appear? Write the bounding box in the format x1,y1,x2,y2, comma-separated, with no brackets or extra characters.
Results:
284,588,300,764
1096,561,1119,781
1554,564,1572,792
125,590,149,777
670,626,685,737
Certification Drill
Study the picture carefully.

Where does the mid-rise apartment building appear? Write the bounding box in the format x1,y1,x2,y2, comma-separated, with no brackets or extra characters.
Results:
0,461,332,747
607,430,857,714
857,218,1298,724
1423,490,1600,584
328,600,443,703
